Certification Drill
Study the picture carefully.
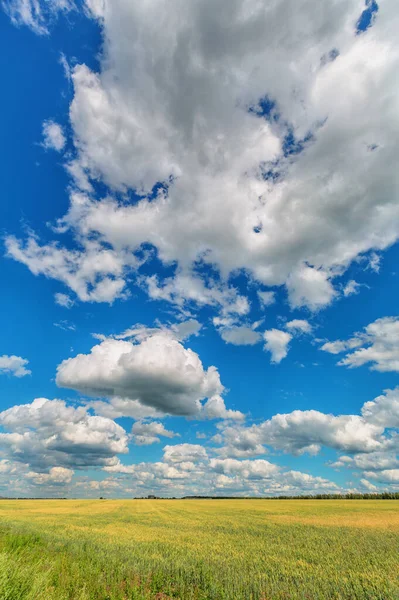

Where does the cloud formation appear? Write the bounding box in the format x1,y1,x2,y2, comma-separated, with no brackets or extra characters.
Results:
6,0,399,317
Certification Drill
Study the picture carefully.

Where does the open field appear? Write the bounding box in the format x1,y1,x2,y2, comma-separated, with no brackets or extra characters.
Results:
0,499,397,600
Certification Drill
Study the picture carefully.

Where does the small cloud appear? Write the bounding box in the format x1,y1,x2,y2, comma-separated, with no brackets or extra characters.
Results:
54,320,76,332
42,120,66,152
0,355,31,378
343,280,361,297
257,291,276,308
55,293,74,308
264,329,292,364
285,319,312,335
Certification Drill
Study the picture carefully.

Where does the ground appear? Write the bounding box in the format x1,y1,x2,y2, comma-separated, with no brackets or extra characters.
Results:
0,499,397,599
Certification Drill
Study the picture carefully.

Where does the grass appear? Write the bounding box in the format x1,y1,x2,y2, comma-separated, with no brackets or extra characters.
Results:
0,499,397,599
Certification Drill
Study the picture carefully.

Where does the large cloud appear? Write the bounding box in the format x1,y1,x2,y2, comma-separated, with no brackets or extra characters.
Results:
56,332,230,417
213,386,399,458
6,0,399,314
0,397,128,471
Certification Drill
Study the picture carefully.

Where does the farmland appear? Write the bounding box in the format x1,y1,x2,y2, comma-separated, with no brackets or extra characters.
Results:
0,499,397,599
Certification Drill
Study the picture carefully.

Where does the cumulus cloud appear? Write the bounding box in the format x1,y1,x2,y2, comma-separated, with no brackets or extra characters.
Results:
27,466,73,485
361,387,399,428
0,355,31,377
0,397,128,471
321,317,399,373
6,0,399,314
285,319,313,334
263,329,292,363
56,332,226,417
213,385,399,458
42,120,66,151
365,469,399,484
131,421,179,446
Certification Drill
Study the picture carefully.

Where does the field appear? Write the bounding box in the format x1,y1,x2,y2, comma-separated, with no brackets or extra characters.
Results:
0,499,398,600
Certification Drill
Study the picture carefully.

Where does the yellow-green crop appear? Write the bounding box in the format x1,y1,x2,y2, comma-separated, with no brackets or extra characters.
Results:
0,499,398,599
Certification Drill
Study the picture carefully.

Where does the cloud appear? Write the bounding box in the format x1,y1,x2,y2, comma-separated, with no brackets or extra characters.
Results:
0,355,31,377
3,0,74,34
361,387,399,428
364,469,399,484
343,279,362,297
162,444,208,464
285,319,312,334
322,317,399,373
27,466,73,485
214,385,399,458
131,421,179,446
220,326,262,346
42,120,66,151
54,293,74,308
56,332,226,417
7,0,399,313
263,329,292,363
0,397,128,471
257,291,276,308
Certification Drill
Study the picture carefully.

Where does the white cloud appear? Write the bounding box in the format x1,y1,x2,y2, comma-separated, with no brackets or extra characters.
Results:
56,332,225,417
263,329,292,363
3,0,74,34
0,397,128,471
220,326,262,346
365,469,399,484
27,466,73,485
322,317,399,373
285,319,312,335
361,387,399,428
7,0,399,313
131,421,179,446
0,355,31,378
54,292,74,308
257,291,276,308
42,120,66,152
163,444,208,464
343,279,361,297
214,385,399,458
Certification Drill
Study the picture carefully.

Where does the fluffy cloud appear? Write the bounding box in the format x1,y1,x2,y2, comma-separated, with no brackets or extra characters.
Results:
365,469,399,484
263,329,292,363
0,397,128,471
56,332,228,417
321,317,399,372
7,0,399,314
361,387,399,428
213,386,399,458
131,421,179,446
0,355,31,377
27,466,73,485
42,120,66,151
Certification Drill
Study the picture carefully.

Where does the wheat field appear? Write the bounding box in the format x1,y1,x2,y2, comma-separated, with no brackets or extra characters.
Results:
0,499,397,599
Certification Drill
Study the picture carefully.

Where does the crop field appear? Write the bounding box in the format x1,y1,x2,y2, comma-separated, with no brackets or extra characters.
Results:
0,499,397,600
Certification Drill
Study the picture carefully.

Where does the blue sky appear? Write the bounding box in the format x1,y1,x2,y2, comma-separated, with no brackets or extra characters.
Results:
1,0,398,497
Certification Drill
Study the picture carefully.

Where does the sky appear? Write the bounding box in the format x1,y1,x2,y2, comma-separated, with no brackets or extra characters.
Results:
0,0,399,498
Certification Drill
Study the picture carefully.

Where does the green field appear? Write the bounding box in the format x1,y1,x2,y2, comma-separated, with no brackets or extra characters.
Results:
0,499,397,599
